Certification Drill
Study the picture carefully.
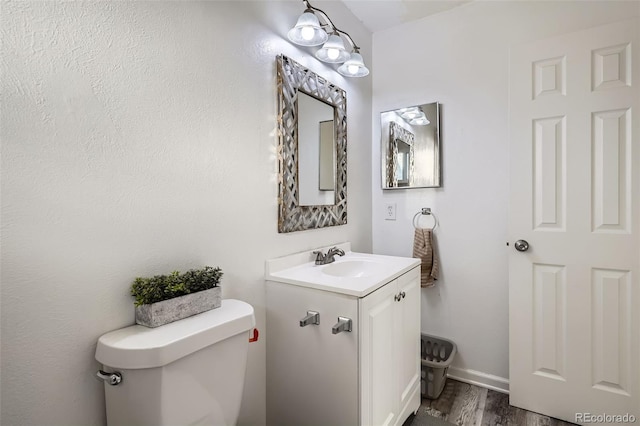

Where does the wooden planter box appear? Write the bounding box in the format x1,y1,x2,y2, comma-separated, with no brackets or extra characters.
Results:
135,287,221,328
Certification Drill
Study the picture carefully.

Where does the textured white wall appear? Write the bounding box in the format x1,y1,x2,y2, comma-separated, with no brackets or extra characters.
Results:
372,1,639,385
0,2,371,425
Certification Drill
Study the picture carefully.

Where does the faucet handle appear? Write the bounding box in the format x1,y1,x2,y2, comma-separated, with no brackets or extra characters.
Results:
312,250,325,262
327,246,345,256
300,311,320,327
332,316,352,334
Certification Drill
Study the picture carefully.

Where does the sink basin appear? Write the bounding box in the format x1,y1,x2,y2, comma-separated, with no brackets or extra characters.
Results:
322,260,384,278
265,243,421,297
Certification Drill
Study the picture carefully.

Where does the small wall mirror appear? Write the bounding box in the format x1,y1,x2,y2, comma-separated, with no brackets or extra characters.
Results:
381,102,441,189
276,55,347,233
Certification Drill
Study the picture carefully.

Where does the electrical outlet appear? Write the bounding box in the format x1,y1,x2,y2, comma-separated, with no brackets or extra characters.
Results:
385,203,397,221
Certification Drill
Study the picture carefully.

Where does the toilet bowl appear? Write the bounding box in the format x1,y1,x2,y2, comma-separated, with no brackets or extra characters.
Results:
95,299,255,426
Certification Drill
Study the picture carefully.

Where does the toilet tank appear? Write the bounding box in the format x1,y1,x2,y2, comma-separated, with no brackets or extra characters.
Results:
95,299,255,426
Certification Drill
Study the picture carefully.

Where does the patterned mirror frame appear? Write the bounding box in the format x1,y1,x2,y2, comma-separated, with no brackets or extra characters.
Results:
276,55,347,233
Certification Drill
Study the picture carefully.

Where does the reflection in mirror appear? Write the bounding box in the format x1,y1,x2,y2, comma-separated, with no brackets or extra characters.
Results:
297,91,335,206
396,140,411,185
389,122,415,187
276,54,347,233
318,120,335,192
381,102,441,189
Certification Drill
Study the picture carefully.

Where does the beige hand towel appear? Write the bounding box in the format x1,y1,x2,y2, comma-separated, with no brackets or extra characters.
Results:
413,228,439,287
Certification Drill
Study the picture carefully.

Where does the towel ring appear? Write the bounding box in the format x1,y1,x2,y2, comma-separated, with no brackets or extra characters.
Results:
413,208,438,230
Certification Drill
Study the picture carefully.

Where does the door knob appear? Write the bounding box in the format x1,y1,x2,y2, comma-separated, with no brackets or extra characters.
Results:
514,240,529,252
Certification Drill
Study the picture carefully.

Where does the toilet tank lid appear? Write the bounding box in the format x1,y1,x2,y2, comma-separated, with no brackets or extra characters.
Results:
95,299,255,369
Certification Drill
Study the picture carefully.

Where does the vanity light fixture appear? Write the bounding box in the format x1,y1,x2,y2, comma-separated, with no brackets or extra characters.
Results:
288,0,370,77
337,52,369,78
315,32,350,63
287,9,328,46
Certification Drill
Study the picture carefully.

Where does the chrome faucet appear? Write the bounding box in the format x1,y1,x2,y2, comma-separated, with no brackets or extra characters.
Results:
313,246,345,265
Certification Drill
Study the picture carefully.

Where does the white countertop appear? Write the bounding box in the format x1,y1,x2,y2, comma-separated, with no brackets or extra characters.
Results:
265,243,420,297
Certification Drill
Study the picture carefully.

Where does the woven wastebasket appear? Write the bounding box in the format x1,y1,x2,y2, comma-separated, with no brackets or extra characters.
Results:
421,333,457,399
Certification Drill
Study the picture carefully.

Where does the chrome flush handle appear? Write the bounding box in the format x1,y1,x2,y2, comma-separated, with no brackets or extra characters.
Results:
96,370,122,386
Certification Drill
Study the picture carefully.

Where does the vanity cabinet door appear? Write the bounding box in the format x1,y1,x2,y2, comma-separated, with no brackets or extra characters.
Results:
396,267,421,422
360,266,421,426
360,279,400,426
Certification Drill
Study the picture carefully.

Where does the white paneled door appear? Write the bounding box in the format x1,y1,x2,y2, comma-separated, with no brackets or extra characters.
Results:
508,19,639,424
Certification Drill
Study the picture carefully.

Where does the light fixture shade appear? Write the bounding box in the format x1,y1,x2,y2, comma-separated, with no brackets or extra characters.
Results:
315,34,350,63
338,52,369,77
287,11,328,46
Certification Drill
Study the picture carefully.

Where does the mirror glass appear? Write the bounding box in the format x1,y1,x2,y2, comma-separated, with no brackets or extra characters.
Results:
381,102,441,189
297,91,335,206
276,55,347,233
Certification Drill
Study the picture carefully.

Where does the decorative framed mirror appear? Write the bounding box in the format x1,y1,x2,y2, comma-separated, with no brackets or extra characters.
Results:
276,55,347,233
381,102,442,189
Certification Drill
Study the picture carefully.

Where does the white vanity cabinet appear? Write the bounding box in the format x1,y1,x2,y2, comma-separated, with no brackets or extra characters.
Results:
266,246,420,426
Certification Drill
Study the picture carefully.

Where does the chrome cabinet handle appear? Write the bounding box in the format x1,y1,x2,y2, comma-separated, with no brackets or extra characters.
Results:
300,311,320,327
401,291,406,299
332,317,352,334
514,240,530,252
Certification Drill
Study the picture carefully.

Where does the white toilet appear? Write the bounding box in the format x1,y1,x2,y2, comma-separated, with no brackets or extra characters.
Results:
95,299,255,426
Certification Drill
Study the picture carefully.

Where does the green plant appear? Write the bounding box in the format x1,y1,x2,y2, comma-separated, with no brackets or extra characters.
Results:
130,266,222,306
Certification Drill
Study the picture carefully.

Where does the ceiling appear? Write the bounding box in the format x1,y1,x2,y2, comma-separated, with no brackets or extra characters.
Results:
340,0,471,33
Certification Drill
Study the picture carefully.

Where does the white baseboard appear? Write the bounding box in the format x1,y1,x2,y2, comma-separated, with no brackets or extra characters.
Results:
447,366,510,394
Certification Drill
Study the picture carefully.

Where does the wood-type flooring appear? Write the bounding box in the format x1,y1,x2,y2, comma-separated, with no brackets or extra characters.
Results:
404,379,577,426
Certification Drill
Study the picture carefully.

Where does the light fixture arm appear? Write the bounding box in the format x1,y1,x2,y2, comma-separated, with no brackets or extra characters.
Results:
302,0,361,52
